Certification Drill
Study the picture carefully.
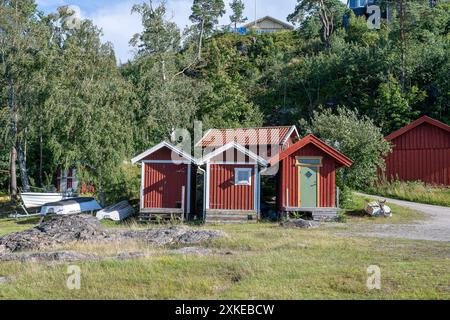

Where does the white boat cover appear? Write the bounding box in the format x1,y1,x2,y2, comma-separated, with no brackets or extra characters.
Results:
40,197,102,216
96,200,134,221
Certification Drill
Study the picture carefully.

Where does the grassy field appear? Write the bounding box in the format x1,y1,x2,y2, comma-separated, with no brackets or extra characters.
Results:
367,180,450,207
0,195,448,300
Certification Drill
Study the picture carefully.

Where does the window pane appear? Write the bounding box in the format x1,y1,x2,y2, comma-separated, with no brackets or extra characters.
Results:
298,158,321,165
235,169,251,184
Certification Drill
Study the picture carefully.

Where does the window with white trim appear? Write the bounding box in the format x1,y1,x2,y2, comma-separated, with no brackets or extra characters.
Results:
234,168,252,185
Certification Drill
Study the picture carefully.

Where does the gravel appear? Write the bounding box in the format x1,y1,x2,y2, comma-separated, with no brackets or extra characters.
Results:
345,193,450,242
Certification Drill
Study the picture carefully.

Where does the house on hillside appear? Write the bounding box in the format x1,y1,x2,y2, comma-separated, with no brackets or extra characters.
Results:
384,116,450,186
236,16,294,35
131,126,353,223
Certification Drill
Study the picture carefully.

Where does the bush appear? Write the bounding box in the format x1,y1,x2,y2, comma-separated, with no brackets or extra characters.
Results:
301,107,391,190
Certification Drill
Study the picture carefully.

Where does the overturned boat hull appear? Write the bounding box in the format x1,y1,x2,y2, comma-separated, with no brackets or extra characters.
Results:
40,197,102,216
96,201,134,221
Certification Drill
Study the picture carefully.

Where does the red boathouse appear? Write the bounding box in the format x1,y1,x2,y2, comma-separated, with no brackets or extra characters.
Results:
384,116,450,186
269,134,353,220
131,141,197,220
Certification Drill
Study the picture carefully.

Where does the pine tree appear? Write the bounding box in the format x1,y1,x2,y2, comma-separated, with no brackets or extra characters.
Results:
229,0,247,29
189,0,225,60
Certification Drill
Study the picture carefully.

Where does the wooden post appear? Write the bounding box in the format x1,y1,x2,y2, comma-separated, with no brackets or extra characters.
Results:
181,186,185,221
336,187,340,208
286,188,289,208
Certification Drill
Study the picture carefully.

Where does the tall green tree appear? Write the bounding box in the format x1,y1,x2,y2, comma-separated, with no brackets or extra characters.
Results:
126,0,209,150
288,0,346,48
189,0,225,60
0,0,50,196
229,0,247,29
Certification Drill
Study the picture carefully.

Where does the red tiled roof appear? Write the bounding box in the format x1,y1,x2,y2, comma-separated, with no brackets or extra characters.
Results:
196,126,298,147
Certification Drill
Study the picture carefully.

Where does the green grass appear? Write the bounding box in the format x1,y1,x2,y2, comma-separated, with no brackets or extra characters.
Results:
342,194,425,224
0,194,448,300
367,180,450,207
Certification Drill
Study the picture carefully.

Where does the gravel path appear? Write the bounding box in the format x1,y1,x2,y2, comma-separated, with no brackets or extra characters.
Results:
345,193,450,242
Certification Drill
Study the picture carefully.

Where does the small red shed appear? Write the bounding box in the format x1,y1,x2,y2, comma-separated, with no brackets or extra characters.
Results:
200,142,268,223
269,134,353,220
384,116,450,185
131,141,197,220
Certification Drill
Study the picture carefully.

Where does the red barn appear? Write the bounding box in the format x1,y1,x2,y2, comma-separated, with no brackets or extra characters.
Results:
131,141,197,221
269,134,353,220
384,116,450,185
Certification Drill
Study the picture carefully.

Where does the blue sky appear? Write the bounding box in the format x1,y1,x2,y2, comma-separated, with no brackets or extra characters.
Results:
35,1,346,63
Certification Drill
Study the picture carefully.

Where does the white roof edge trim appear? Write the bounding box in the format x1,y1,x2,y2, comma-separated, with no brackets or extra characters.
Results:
280,125,299,146
131,141,197,165
199,142,268,166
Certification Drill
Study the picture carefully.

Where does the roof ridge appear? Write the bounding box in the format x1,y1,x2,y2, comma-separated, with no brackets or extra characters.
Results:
208,126,294,131
385,115,450,141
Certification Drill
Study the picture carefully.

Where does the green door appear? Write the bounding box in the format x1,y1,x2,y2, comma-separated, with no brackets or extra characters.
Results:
300,166,318,208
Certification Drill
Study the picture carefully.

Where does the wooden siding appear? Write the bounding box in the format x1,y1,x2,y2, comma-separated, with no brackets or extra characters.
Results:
142,163,190,211
209,164,255,211
385,123,450,185
279,144,336,209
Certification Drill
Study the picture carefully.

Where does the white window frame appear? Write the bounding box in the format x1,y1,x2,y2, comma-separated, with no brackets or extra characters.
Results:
234,168,252,186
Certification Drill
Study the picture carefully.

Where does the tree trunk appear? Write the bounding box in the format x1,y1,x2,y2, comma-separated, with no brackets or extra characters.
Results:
10,146,17,202
39,129,43,186
16,141,30,191
197,19,205,61
7,78,31,192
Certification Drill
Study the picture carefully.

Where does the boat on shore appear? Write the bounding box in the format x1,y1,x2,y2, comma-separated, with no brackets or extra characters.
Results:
20,192,77,209
96,200,134,221
40,197,102,216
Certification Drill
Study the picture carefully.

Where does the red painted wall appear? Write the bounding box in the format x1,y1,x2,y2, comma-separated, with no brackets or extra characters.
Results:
143,163,189,211
141,146,194,212
209,164,255,211
278,144,337,209
385,123,450,185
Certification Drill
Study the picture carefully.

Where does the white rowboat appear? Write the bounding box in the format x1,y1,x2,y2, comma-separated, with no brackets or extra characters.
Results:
20,192,76,209
96,200,134,221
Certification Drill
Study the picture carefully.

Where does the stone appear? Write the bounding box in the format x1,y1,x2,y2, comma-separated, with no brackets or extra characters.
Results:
0,215,110,253
120,226,226,246
280,218,320,229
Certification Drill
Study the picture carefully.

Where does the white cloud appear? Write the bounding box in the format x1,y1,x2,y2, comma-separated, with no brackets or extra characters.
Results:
86,1,142,64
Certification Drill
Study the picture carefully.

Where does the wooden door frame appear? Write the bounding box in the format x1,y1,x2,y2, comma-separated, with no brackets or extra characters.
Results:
295,157,322,208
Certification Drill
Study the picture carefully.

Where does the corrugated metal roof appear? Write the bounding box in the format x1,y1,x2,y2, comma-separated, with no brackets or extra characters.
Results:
196,126,297,147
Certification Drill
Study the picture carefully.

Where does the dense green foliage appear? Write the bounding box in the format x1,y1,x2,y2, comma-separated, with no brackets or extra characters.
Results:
1,0,449,199
301,107,391,190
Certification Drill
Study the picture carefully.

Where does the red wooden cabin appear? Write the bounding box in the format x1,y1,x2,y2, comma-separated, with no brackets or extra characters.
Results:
131,141,197,221
269,134,353,220
196,126,299,223
199,142,268,223
384,116,450,186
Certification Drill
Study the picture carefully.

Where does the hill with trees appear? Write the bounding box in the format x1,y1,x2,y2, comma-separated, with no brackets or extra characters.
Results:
1,0,449,202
